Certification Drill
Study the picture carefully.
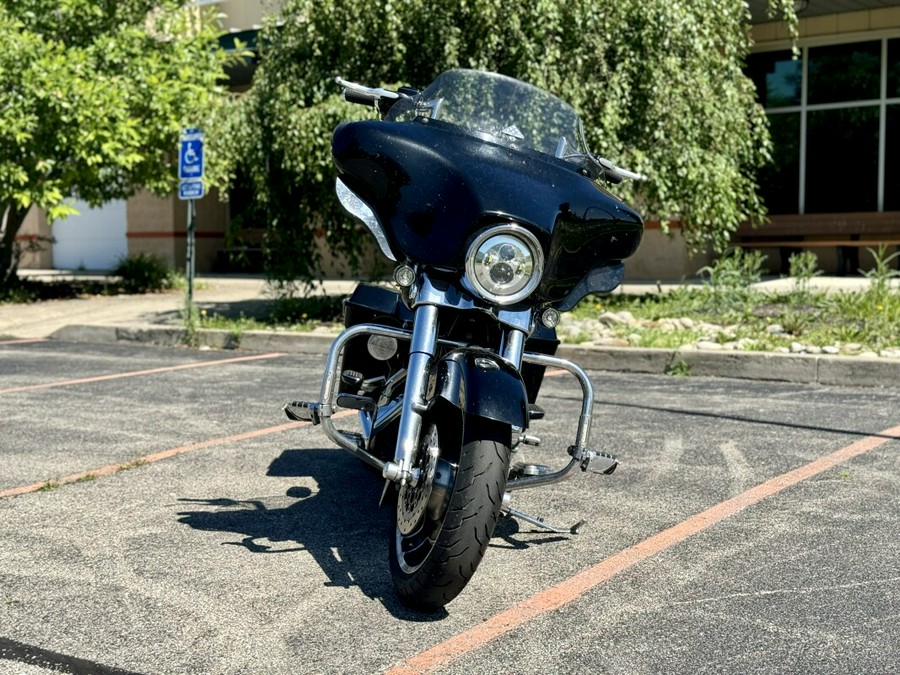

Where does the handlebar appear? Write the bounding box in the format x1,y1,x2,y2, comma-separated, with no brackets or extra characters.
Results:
342,88,383,107
336,77,400,102
595,156,647,184
335,77,404,116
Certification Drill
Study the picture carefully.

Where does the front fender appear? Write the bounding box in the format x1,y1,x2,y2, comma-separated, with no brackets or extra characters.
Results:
435,349,528,428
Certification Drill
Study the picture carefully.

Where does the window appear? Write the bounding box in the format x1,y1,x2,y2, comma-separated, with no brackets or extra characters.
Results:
884,105,900,211
747,51,802,108
807,41,880,105
749,37,900,215
805,108,879,213
758,112,800,214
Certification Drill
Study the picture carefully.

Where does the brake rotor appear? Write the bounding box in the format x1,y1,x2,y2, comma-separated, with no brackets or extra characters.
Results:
397,423,439,535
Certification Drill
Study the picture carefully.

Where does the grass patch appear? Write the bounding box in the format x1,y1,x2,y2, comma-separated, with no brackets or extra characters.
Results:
583,287,899,354
571,247,900,356
197,294,345,335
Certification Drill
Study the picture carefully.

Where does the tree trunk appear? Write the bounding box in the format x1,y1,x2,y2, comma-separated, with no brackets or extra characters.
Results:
1,202,28,290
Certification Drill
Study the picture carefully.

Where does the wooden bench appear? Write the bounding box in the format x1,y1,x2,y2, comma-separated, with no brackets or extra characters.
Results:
733,214,900,275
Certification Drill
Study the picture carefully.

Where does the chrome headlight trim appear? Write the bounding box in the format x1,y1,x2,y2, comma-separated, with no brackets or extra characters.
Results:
335,178,397,262
464,224,544,305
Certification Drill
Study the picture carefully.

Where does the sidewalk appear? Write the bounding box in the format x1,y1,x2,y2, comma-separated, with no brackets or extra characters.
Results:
2,271,897,388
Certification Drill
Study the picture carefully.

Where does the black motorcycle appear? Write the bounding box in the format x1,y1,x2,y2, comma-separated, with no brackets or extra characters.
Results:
285,69,644,611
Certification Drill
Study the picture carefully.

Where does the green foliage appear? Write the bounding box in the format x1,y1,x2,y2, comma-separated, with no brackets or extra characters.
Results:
112,253,175,293
856,246,900,346
270,295,346,325
696,248,768,315
212,0,798,287
196,294,345,334
666,359,692,377
698,248,767,289
788,251,823,296
861,245,900,298
573,262,900,354
0,1,234,287
182,300,200,347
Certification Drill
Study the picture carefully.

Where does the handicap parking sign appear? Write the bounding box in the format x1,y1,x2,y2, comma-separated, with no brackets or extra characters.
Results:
179,129,204,180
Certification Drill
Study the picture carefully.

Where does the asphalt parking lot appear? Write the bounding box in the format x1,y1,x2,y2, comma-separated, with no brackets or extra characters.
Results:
1,338,899,674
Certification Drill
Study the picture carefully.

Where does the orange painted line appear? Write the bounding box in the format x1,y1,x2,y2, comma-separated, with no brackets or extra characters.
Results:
388,424,900,675
0,410,355,500
0,352,286,395
0,420,306,499
0,338,48,346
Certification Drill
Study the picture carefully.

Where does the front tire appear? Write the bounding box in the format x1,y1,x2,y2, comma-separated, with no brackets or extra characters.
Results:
390,418,511,611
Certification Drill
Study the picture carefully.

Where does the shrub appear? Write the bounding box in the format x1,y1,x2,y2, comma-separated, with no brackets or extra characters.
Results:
113,254,175,294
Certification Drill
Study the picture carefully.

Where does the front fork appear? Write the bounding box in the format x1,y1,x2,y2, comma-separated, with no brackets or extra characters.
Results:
382,304,439,485
384,303,529,486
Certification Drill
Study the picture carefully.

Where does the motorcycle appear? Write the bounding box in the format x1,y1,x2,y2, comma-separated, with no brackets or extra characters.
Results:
285,69,644,611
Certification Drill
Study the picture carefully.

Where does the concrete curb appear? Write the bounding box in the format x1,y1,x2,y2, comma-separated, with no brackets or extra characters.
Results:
50,324,337,355
49,324,900,388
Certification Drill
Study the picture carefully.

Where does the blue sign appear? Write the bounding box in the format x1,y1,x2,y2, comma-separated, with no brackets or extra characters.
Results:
179,179,204,200
179,129,204,180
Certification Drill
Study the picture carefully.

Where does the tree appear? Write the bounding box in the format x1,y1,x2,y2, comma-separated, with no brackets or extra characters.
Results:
212,0,798,288
0,0,232,289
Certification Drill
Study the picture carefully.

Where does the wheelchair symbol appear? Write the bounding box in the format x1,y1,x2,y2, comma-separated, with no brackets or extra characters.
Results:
179,135,204,179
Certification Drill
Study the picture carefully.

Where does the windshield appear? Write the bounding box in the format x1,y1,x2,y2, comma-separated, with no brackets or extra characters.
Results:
385,69,594,168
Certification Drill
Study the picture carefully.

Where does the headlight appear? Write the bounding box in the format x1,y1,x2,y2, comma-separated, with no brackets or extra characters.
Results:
464,224,543,305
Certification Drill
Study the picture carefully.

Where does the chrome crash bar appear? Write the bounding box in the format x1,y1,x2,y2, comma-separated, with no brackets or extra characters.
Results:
313,322,598,490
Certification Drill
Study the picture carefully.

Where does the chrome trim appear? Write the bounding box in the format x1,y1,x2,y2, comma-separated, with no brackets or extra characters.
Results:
392,304,440,482
335,178,396,262
463,224,544,305
318,325,595,492
317,323,414,470
506,351,595,491
501,328,526,369
369,397,403,441
414,276,533,332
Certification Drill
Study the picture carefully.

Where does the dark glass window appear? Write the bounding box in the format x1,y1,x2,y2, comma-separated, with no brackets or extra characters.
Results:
746,51,802,108
758,113,801,214
805,107,879,213
808,41,881,105
884,105,900,211
887,39,900,98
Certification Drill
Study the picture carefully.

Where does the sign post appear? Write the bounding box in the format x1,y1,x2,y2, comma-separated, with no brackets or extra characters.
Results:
178,129,204,315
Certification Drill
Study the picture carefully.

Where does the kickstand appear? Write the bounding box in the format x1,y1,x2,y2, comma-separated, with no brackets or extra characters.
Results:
505,506,586,535
379,479,392,507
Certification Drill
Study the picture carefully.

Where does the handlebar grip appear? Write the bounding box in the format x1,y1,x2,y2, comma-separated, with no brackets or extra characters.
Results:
343,89,381,107
604,170,624,185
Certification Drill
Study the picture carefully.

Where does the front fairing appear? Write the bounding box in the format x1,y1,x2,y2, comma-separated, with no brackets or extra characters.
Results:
332,118,643,303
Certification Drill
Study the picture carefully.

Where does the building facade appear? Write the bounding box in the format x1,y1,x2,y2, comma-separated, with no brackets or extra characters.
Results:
631,1,900,279
738,0,900,275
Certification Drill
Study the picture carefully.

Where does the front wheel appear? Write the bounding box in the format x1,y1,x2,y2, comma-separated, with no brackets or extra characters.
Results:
390,417,511,611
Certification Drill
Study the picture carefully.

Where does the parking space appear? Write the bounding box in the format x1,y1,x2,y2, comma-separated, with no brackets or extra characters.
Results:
1,340,898,673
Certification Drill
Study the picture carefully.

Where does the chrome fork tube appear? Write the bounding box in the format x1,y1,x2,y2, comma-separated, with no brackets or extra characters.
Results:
383,304,439,484
501,328,527,369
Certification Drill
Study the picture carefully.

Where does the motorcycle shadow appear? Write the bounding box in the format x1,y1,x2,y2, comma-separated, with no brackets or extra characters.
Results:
176,447,448,621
